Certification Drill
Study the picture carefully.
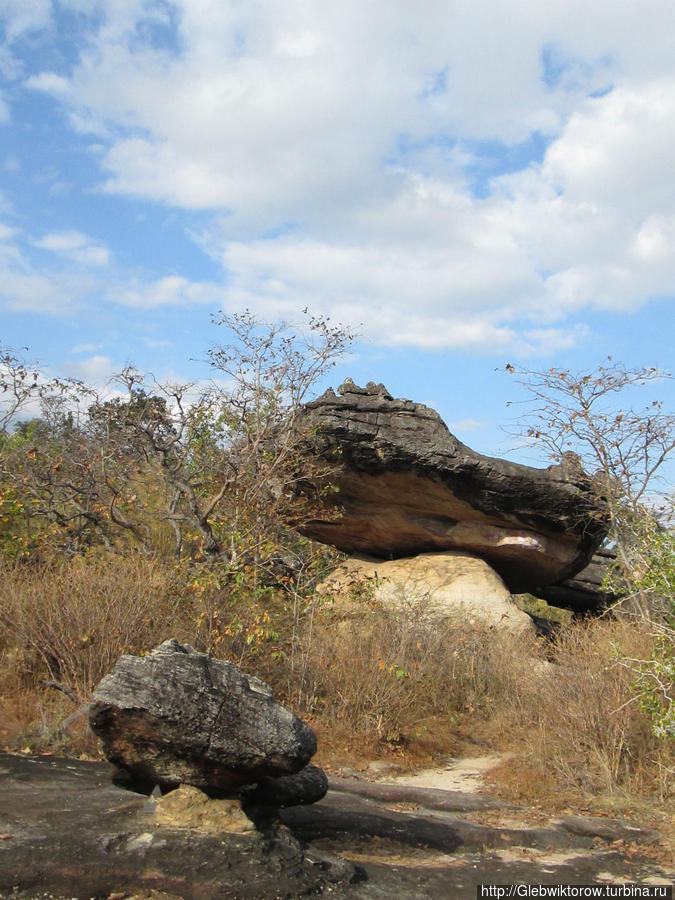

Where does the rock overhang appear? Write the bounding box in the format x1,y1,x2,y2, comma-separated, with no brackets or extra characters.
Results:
296,380,609,595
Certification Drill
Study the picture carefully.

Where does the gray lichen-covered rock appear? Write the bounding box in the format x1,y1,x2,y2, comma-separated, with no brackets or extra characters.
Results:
298,380,609,594
89,640,318,794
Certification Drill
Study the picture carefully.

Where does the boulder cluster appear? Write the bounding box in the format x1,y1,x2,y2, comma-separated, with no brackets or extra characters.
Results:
90,381,613,829
298,379,611,620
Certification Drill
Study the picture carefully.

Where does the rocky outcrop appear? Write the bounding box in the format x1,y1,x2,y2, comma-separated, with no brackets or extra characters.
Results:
299,380,608,594
317,551,534,634
539,548,617,614
89,640,325,806
3,751,667,898
0,751,352,897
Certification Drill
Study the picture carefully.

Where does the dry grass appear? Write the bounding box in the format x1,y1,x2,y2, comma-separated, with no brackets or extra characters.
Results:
291,596,539,745
0,554,196,753
0,552,672,812
492,618,674,805
283,598,674,806
0,554,195,697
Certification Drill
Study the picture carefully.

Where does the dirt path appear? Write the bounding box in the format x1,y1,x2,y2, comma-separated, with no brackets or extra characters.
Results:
387,752,511,792
296,753,673,896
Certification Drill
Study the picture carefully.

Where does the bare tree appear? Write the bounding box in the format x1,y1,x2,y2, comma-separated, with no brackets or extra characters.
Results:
203,309,354,577
1,344,47,433
506,359,675,614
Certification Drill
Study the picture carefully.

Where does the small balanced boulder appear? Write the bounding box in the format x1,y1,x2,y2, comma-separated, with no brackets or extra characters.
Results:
89,640,323,804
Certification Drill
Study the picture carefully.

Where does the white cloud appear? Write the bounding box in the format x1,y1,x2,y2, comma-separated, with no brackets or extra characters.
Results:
0,227,100,314
0,0,52,41
0,223,223,316
15,1,675,352
64,354,116,384
71,342,102,354
0,269,94,314
110,274,224,308
25,72,70,95
488,80,675,316
34,231,111,267
0,222,16,242
542,80,675,220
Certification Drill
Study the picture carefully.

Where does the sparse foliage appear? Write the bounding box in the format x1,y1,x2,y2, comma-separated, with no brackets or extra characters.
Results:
506,359,674,738
506,359,674,516
202,309,354,576
0,345,43,434
0,311,353,567
505,359,674,588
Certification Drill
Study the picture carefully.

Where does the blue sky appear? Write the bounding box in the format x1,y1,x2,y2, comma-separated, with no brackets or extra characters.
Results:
1,0,674,463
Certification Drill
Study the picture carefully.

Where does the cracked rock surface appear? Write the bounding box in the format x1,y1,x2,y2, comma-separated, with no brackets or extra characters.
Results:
0,752,670,899
89,640,319,795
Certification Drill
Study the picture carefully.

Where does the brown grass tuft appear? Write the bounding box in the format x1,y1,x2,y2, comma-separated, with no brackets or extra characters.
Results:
0,553,671,813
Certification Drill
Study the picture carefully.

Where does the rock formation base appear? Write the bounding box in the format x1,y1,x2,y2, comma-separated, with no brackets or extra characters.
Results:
317,551,534,634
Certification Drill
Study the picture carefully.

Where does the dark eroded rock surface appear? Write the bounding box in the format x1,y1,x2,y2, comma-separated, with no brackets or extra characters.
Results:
540,548,618,613
89,640,319,794
0,753,670,900
299,380,608,594
0,752,338,899
242,763,329,808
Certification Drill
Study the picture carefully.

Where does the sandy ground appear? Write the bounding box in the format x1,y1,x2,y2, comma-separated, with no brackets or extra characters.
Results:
387,753,511,793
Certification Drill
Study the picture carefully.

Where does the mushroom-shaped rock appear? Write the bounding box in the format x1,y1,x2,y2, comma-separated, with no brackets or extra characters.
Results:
89,640,318,794
298,381,609,594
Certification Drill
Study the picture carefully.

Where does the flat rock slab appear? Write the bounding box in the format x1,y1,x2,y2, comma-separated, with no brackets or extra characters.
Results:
0,753,336,899
0,753,670,900
328,776,513,812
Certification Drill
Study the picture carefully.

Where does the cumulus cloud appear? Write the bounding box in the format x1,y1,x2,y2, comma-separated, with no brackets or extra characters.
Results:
22,2,585,224
15,0,675,351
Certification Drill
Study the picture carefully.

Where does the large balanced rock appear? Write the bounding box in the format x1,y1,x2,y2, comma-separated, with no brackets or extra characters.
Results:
317,552,534,634
89,640,320,798
299,380,608,594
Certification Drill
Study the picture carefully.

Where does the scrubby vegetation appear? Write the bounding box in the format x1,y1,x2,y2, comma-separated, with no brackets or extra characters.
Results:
1,553,671,809
1,323,673,819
